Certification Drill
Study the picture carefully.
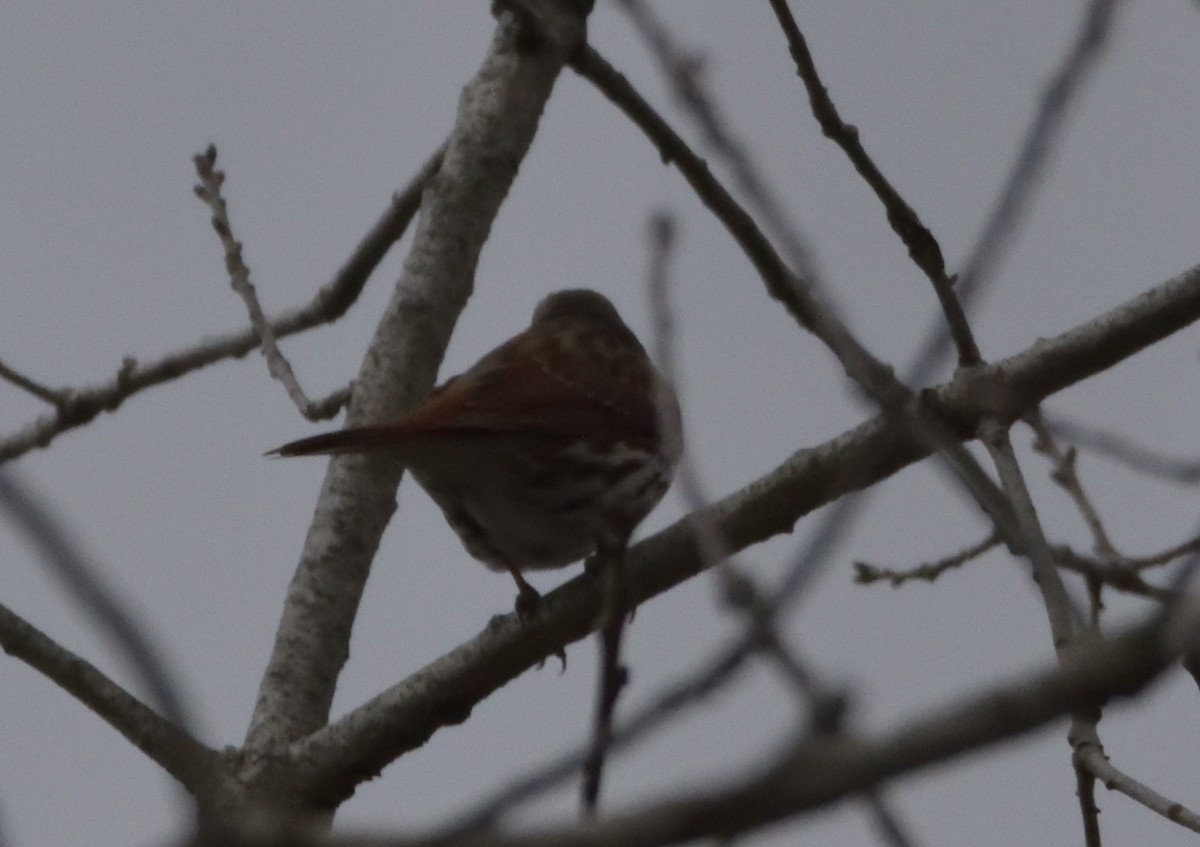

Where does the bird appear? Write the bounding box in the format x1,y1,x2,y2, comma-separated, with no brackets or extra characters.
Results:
269,289,682,617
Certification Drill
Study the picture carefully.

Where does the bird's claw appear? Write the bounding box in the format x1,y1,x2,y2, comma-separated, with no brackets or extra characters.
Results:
514,586,568,672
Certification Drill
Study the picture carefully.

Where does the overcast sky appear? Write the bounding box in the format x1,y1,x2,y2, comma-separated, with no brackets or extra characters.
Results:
3,3,1200,845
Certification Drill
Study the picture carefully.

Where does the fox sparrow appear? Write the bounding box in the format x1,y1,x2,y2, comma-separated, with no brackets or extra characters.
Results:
270,289,682,616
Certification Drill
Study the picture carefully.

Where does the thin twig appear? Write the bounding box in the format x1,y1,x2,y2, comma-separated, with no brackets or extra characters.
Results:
0,357,63,405
1123,535,1200,573
194,145,314,417
1029,411,1118,629
1075,727,1200,834
447,638,754,833
980,421,1078,649
1055,548,1173,602
981,419,1108,842
954,0,1124,307
865,790,922,847
766,0,978,368
194,146,349,422
572,44,1028,604
644,212,846,720
618,0,818,286
1044,414,1200,485
1030,412,1121,562
0,144,442,464
854,531,1002,587
580,544,629,815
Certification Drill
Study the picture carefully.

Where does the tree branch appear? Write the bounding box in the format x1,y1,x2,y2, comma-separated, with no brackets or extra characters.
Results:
0,600,216,793
242,0,592,756
766,0,976,366
0,144,442,464
0,356,63,405
189,620,1183,846
290,261,1200,808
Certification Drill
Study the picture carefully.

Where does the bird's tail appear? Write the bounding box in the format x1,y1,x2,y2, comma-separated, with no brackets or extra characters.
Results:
266,425,407,458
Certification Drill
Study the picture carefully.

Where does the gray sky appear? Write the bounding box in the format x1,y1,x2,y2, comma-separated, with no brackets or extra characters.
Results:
3,2,1200,845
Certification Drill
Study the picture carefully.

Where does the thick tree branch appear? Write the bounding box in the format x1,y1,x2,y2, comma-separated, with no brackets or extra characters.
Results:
478,623,1174,847
188,620,1182,847
0,601,216,793
243,1,592,756
290,262,1200,808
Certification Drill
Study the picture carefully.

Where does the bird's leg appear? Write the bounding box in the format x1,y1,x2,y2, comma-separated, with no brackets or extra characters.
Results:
507,565,543,621
506,565,568,671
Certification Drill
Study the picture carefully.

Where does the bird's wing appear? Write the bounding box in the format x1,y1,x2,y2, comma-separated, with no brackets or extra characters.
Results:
394,326,661,448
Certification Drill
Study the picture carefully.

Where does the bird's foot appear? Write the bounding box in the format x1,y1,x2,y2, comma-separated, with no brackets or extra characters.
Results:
511,579,567,671
513,581,543,622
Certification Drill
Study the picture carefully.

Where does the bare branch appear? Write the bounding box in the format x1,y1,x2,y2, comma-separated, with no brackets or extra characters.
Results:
1075,728,1200,834
864,791,922,847
243,1,591,753
193,145,324,420
980,421,1078,648
203,621,1181,847
956,0,1123,304
0,356,63,405
854,531,1002,587
1074,733,1103,847
1030,412,1121,562
766,0,978,367
0,144,441,465
1044,414,1200,485
1055,548,1173,602
0,469,193,733
575,47,1039,617
447,638,753,833
573,44,1043,602
290,262,1200,809
519,623,1175,847
856,532,1180,601
0,600,216,793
